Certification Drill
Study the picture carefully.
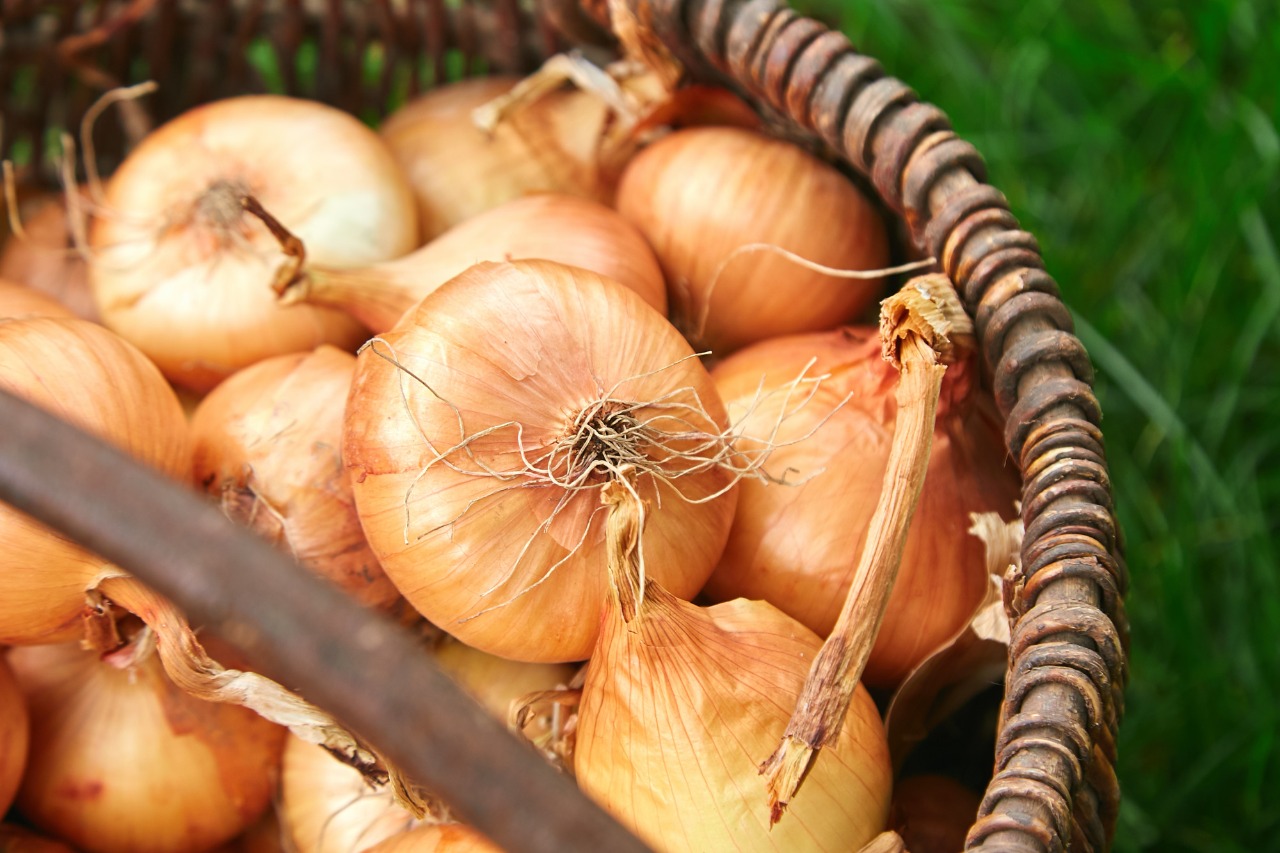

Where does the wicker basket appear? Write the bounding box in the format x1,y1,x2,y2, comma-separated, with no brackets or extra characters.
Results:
0,2,1128,851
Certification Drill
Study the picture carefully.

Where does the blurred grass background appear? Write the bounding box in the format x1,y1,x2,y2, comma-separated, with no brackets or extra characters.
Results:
787,0,1278,849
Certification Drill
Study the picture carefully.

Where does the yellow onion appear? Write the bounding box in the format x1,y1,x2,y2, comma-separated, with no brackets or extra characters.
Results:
0,279,75,320
616,127,889,356
0,825,78,853
0,655,29,816
90,95,418,391
381,78,611,240
0,317,189,645
280,639,571,853
278,194,667,332
9,638,285,853
702,326,1020,687
280,737,420,853
362,825,501,853
890,775,981,853
0,190,97,322
345,260,738,662
574,491,891,852
190,346,399,609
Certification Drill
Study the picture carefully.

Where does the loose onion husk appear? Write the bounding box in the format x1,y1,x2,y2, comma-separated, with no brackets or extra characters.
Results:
574,486,892,852
889,775,981,853
89,94,418,392
0,655,29,817
0,190,97,322
615,126,890,356
278,194,667,332
190,345,400,610
361,825,501,853
344,260,738,662
381,78,612,241
9,638,285,853
703,325,1020,687
0,317,189,645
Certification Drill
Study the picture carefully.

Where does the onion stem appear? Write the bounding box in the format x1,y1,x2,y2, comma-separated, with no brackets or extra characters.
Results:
759,274,971,821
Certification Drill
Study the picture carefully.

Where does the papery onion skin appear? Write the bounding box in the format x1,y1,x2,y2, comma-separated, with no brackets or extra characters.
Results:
433,636,576,722
345,260,736,662
381,78,611,240
704,327,1020,687
0,656,29,816
0,318,189,645
9,642,285,853
0,279,75,320
190,346,400,610
290,194,667,331
890,775,981,853
576,587,891,852
212,809,289,853
616,126,890,356
362,825,502,853
90,95,418,392
0,191,98,322
280,737,418,853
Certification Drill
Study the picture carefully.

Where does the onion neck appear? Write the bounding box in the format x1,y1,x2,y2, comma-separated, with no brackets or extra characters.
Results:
601,476,647,624
278,260,416,333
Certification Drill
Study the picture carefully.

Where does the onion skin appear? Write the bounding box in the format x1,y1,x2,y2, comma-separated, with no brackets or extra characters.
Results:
0,318,189,645
345,260,736,662
0,191,97,322
280,737,417,853
361,825,501,853
0,656,29,817
90,95,418,392
0,279,75,320
288,194,667,331
704,327,1020,687
9,642,285,853
190,346,400,610
381,78,611,240
890,775,981,853
0,825,78,853
576,586,891,852
616,127,889,356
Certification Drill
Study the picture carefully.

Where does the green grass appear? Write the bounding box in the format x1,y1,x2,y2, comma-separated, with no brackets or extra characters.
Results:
789,0,1279,847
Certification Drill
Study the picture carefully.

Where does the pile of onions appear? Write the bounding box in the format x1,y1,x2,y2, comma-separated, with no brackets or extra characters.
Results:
0,190,98,322
381,78,612,240
89,94,418,391
703,326,1020,686
344,260,738,662
0,317,188,646
574,486,892,851
190,345,400,610
277,194,667,333
616,126,890,356
0,655,29,817
8,638,284,853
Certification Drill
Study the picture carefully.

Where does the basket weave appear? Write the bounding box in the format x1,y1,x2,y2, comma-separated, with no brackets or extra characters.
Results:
0,2,1128,851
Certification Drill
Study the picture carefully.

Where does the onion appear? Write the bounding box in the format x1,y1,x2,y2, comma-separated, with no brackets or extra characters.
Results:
280,639,572,853
574,487,891,851
0,190,98,322
344,260,740,662
381,78,611,240
89,94,418,392
0,655,29,816
8,637,285,853
0,317,189,645
361,825,501,853
0,279,75,319
277,194,667,331
703,325,1019,687
890,775,981,853
0,825,77,853
190,345,400,610
615,127,890,356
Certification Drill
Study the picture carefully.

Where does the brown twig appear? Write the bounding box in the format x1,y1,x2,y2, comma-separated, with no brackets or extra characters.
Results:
240,194,308,296
759,274,972,822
